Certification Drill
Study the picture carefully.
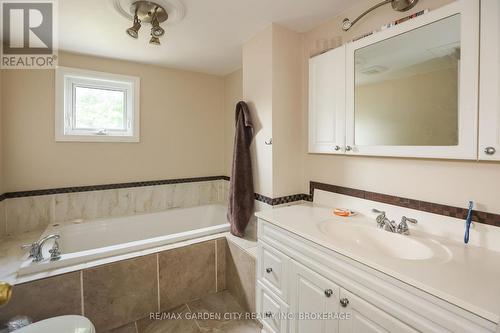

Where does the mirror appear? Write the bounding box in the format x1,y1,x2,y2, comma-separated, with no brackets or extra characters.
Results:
354,14,460,146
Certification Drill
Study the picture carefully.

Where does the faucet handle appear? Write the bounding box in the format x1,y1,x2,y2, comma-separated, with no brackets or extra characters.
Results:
49,241,61,261
401,216,418,224
373,209,386,227
397,216,417,235
21,243,38,258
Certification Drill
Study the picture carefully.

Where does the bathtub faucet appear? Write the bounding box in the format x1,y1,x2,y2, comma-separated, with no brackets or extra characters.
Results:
21,234,61,263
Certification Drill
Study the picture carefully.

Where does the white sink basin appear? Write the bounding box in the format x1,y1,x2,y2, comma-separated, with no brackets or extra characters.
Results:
318,222,450,261
15,315,95,333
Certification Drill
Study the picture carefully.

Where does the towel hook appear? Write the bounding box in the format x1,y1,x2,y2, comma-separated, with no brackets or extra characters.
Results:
265,138,273,145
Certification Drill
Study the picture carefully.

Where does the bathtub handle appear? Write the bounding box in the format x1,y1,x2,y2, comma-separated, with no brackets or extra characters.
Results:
49,241,62,261
21,243,38,259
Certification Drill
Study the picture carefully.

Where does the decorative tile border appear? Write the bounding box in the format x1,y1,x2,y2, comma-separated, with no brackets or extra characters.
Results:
0,176,228,200
309,181,500,227
0,175,307,206
254,193,309,206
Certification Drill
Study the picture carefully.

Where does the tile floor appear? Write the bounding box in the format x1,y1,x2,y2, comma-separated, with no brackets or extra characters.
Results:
107,291,262,333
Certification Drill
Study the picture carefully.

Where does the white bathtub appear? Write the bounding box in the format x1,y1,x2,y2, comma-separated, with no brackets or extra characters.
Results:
18,204,229,276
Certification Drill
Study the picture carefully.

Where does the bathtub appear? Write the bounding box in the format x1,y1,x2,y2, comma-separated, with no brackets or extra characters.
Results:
18,204,229,276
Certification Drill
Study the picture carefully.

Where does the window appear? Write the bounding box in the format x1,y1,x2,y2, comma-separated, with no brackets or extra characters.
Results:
56,67,140,142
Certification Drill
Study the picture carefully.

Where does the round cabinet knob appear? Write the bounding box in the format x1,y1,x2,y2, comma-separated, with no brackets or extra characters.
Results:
345,146,352,152
333,145,341,151
324,289,333,298
484,147,496,155
340,298,349,308
266,268,273,274
264,311,272,318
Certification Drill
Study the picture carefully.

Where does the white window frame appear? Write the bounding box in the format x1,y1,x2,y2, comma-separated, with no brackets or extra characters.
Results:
55,66,140,142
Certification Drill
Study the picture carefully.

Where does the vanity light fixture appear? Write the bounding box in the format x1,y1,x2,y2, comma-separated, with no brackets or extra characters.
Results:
342,0,419,31
125,1,168,45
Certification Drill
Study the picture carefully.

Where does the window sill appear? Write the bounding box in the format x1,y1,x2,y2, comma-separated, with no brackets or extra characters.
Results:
55,134,140,143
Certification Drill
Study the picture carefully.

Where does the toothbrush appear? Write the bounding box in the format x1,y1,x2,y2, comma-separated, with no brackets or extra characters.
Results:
464,201,474,244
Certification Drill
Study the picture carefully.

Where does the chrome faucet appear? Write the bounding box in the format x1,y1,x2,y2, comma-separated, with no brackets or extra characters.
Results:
372,209,418,235
22,234,61,262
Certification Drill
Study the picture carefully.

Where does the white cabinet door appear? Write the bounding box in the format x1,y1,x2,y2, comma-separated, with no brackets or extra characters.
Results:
339,289,418,333
289,261,340,333
345,1,479,159
479,0,500,160
308,45,346,154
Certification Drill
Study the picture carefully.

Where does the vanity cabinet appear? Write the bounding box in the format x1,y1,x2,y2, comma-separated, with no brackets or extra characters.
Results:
479,0,500,161
308,0,481,160
256,219,496,333
308,45,346,154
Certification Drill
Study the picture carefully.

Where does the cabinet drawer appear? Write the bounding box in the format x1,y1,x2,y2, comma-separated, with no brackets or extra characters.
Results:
339,289,419,333
258,242,289,301
257,281,289,333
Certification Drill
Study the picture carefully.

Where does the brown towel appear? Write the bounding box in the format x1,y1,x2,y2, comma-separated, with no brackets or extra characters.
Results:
227,101,254,237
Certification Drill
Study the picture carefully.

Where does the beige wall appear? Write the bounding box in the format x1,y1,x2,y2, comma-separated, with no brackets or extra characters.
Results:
223,69,243,176
243,26,274,197
302,0,500,214
2,52,225,192
272,25,303,197
242,24,303,198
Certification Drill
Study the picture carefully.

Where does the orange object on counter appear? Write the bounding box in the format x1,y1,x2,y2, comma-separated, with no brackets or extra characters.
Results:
333,208,356,217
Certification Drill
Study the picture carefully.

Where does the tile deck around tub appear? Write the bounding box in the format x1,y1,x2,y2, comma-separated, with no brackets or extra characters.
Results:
108,290,262,333
0,230,42,284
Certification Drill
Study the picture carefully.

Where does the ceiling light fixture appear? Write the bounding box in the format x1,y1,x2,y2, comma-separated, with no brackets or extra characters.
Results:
124,1,168,45
150,7,165,37
149,36,161,45
126,11,141,39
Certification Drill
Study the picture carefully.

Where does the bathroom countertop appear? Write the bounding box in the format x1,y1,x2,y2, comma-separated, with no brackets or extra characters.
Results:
256,204,500,324
0,231,41,284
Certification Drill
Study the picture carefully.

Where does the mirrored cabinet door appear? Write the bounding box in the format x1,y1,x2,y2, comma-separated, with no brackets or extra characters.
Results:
309,45,346,154
479,0,500,161
345,1,479,159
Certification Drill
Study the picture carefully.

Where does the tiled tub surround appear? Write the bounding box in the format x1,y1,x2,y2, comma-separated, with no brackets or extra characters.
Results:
0,179,229,236
0,236,258,333
0,176,310,238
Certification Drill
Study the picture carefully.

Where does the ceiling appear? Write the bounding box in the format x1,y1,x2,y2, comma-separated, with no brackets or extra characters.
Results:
59,0,363,76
